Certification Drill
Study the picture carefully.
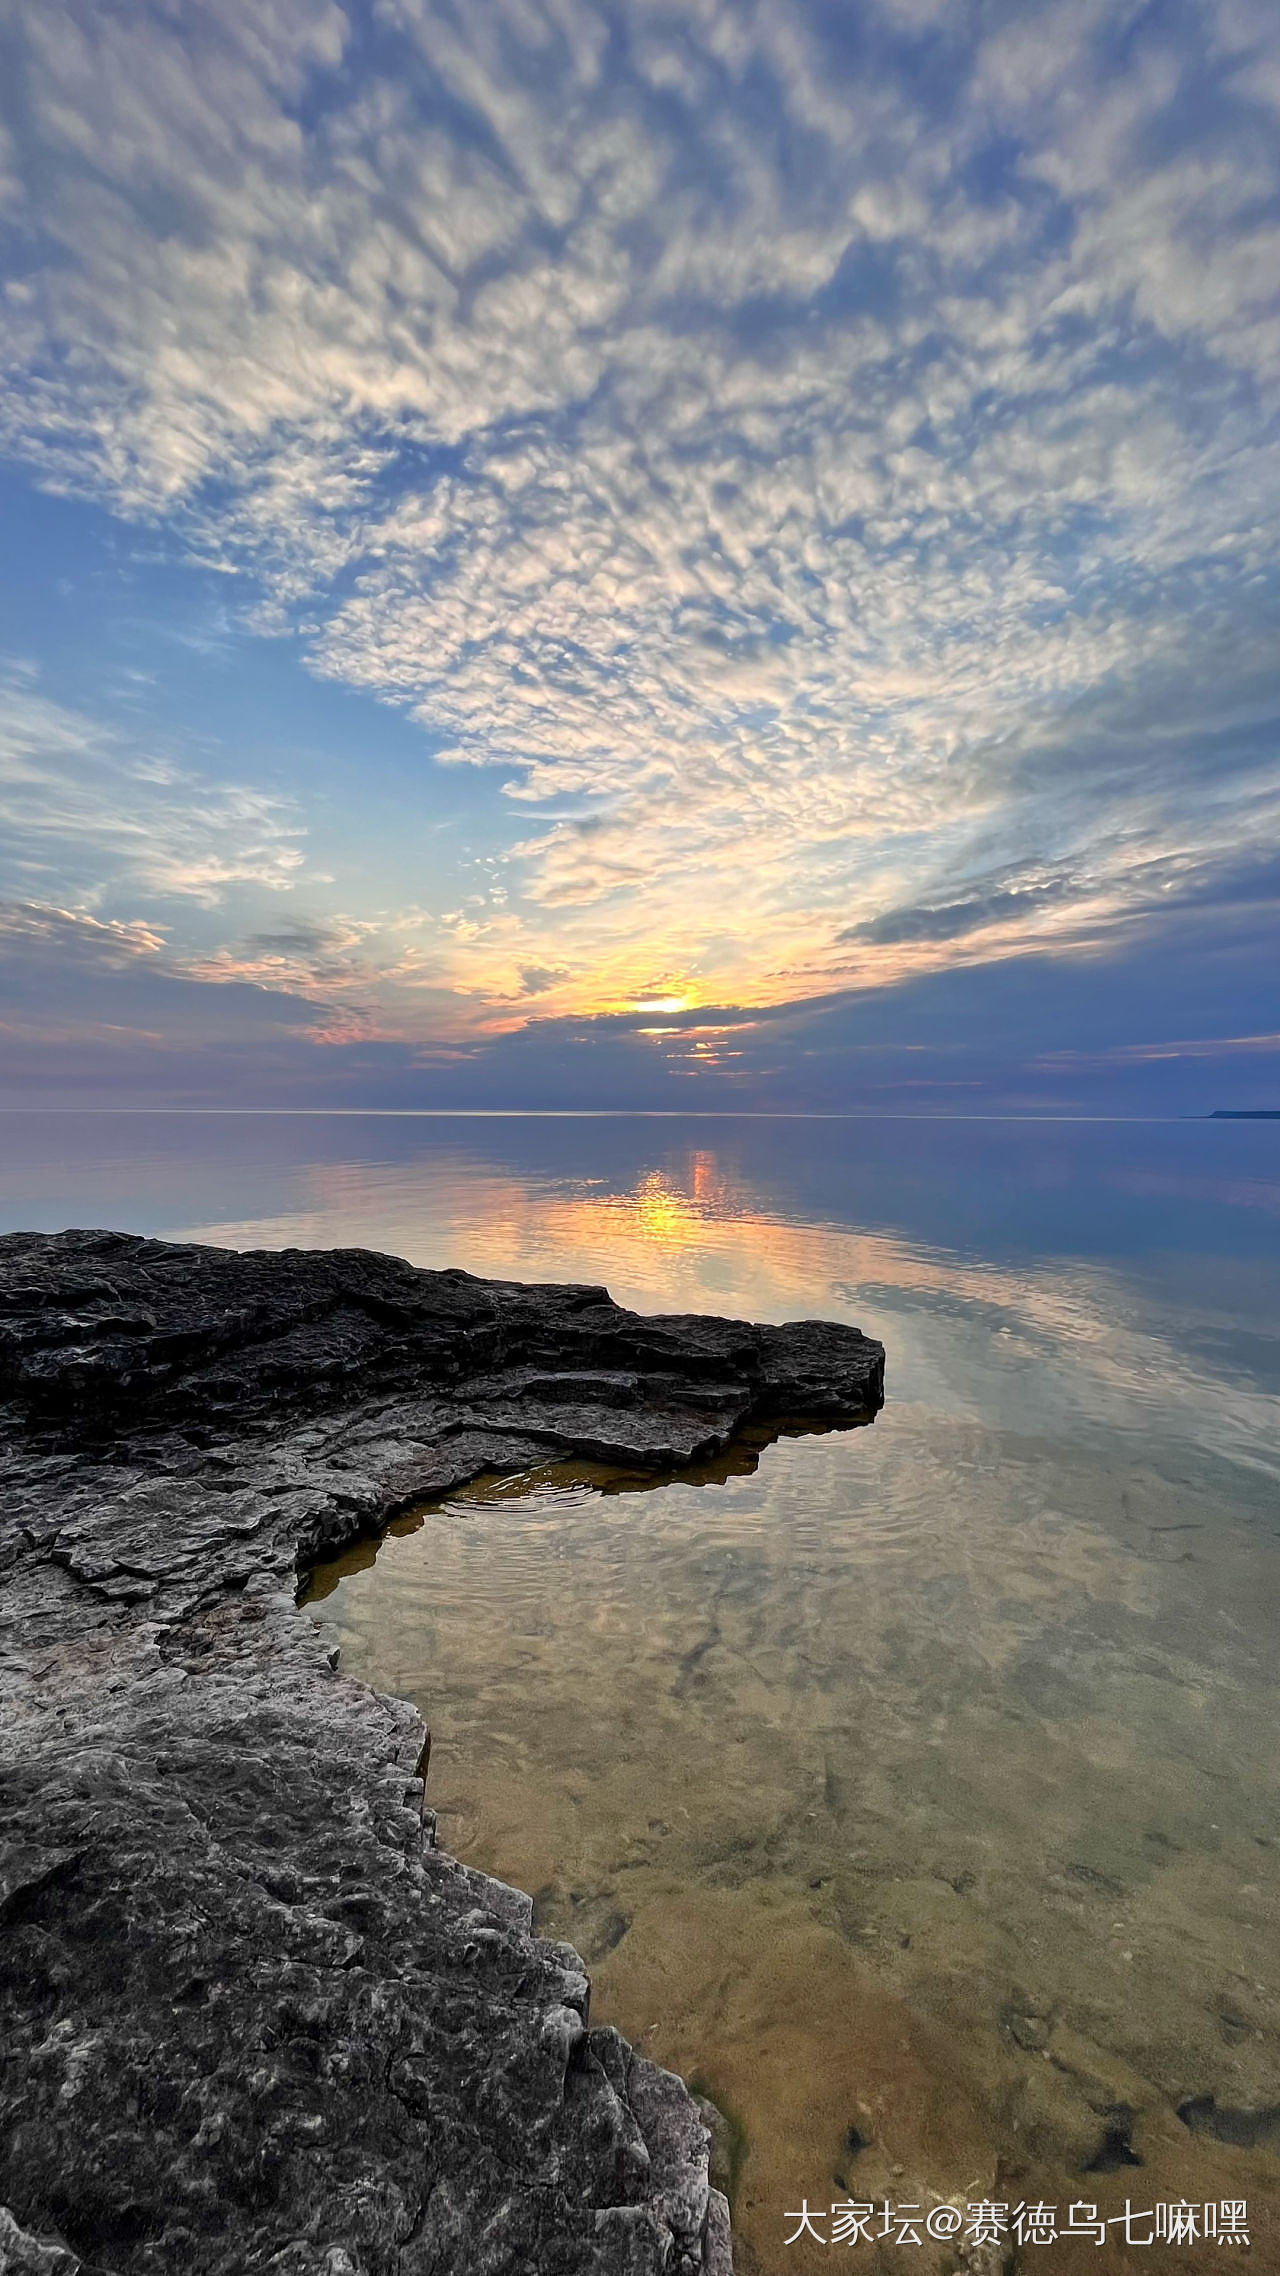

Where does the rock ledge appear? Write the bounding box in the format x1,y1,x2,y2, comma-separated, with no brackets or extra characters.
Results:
0,1231,884,2276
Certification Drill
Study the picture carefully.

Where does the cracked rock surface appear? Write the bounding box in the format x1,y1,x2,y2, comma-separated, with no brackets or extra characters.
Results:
0,1231,884,2276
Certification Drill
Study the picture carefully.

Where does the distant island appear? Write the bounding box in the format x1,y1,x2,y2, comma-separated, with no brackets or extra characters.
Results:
1210,1110,1280,1119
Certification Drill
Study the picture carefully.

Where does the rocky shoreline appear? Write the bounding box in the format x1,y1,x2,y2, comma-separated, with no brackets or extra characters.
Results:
0,1230,884,2276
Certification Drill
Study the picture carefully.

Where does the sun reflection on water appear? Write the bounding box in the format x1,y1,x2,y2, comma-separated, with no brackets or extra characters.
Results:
181,1136,1279,1481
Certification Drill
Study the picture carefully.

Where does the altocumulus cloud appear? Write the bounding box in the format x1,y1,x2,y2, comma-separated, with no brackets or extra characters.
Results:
0,0,1279,1066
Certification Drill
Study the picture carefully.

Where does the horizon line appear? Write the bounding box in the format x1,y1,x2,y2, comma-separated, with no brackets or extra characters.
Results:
0,1106,1245,1125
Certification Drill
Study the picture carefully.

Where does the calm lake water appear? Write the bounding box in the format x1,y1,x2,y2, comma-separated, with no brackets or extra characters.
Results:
3,1111,1278,2272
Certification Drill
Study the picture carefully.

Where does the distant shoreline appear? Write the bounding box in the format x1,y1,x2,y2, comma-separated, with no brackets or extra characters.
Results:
1210,1109,1280,1119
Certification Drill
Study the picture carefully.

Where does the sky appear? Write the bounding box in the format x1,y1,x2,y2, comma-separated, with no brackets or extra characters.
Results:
0,0,1278,1113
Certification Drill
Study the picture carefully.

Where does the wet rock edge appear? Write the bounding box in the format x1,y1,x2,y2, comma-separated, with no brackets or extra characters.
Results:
0,1230,884,2276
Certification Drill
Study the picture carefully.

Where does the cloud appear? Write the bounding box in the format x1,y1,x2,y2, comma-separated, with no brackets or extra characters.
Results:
0,897,166,965
196,918,372,986
0,665,307,909
1,0,1279,1055
0,887,353,1100
840,876,1079,947
1039,1032,1280,1069
180,917,388,1043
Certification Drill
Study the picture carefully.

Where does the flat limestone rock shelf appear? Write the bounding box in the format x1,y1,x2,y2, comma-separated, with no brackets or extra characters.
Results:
0,1230,884,2276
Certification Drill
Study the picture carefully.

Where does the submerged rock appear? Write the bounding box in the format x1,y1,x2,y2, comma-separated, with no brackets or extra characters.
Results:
0,1230,884,2275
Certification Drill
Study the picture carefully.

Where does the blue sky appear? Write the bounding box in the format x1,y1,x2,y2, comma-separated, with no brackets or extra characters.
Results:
1,0,1278,1110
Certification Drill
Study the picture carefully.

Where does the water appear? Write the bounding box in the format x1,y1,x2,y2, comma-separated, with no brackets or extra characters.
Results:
3,1111,1278,2271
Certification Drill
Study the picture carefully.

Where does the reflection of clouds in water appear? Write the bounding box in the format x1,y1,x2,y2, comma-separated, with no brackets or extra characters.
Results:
180,1143,1280,1480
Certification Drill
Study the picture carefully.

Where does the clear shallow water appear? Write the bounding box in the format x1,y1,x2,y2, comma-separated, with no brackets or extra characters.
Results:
3,1112,1278,2271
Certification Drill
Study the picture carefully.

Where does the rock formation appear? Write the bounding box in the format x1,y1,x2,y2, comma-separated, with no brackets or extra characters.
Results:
0,1230,884,2276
